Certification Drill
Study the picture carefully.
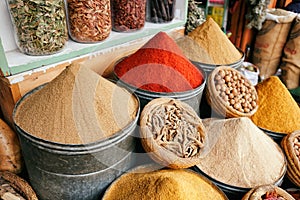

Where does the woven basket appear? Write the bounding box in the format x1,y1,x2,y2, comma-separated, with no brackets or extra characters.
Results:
281,130,300,187
206,66,258,118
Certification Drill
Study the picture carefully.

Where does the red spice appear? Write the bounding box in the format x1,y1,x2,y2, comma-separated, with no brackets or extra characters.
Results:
114,32,204,93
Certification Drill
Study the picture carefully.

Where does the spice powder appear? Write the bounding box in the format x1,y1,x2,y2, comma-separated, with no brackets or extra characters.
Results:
188,17,242,65
14,64,138,144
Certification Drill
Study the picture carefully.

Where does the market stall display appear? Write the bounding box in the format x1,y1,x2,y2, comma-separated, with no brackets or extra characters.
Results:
140,98,206,169
281,130,300,187
102,165,228,200
206,66,258,118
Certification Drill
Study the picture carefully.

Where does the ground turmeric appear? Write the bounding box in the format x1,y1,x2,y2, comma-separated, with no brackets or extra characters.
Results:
102,168,226,200
251,76,300,134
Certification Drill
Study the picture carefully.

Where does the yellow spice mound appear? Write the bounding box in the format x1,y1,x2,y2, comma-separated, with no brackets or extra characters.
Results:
188,17,242,65
251,76,300,134
102,169,226,200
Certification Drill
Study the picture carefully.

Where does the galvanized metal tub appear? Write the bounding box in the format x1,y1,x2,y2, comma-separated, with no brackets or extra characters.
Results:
13,84,140,200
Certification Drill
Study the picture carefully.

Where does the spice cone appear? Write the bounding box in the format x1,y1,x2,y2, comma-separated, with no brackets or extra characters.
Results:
14,63,139,144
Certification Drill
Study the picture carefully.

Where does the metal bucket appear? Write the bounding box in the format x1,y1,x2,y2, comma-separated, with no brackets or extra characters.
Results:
13,85,140,200
113,67,206,115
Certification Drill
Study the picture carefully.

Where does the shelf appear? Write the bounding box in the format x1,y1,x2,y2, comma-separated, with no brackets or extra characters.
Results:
0,0,188,77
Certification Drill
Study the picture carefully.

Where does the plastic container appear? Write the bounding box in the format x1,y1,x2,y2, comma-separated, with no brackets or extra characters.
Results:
191,49,245,76
146,0,176,23
111,0,146,32
6,0,68,55
13,84,140,200
66,0,111,43
113,66,206,116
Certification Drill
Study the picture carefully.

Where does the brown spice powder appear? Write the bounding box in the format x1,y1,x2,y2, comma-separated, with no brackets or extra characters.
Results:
176,36,213,64
14,64,138,144
188,17,242,65
103,169,226,200
251,76,300,134
197,117,286,188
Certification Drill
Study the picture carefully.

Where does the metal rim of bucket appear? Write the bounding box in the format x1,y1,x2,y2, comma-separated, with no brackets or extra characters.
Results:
189,48,245,70
113,65,207,101
193,162,286,193
12,83,141,155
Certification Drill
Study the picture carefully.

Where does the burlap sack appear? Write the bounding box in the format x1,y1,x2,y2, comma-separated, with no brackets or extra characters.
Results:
280,14,300,89
252,9,297,80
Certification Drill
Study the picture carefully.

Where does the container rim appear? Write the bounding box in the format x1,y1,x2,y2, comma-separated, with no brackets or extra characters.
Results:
12,82,140,152
193,161,286,193
189,48,245,68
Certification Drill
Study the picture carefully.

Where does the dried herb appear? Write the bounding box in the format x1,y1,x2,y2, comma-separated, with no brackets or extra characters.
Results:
66,0,111,43
7,0,68,55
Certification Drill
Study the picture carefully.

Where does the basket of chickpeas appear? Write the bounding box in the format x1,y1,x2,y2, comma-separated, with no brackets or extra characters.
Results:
206,66,258,118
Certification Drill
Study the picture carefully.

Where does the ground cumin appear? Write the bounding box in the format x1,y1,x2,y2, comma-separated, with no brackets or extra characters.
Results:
251,76,300,134
175,36,213,64
197,117,286,188
14,64,138,144
102,169,226,200
188,17,242,65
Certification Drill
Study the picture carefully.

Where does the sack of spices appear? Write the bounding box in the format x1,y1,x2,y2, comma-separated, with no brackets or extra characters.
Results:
139,98,206,169
242,185,295,200
252,8,297,80
280,14,300,89
6,0,68,55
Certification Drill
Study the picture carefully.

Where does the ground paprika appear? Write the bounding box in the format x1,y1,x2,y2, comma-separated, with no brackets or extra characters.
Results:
114,32,204,93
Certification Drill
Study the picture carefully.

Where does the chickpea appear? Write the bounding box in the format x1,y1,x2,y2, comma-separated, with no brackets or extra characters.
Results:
232,88,238,96
230,99,235,105
224,75,231,82
225,88,231,95
215,75,222,81
244,108,250,113
216,84,221,91
219,70,226,78
218,79,225,85
251,101,257,108
229,93,234,99
234,103,241,110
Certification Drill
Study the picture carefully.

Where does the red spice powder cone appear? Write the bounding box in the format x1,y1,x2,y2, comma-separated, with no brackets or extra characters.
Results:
114,32,204,93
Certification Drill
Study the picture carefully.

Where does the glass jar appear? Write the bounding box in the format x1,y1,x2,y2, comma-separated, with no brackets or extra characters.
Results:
146,0,176,23
6,0,68,56
111,0,146,32
66,0,111,43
